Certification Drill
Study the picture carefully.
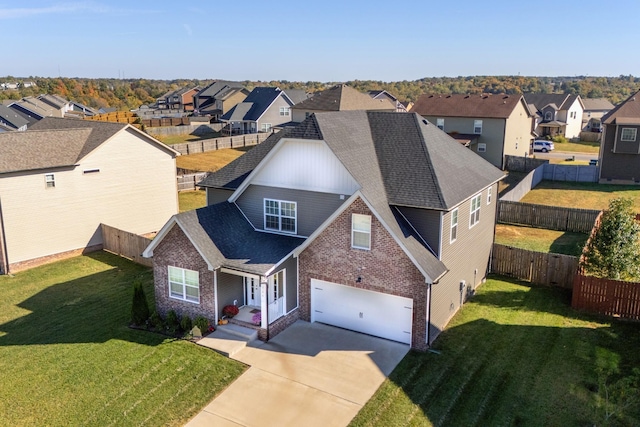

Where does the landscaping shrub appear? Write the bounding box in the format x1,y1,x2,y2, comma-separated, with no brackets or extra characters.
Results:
180,315,192,332
130,279,150,326
193,315,209,333
149,311,164,331
165,310,180,334
552,135,568,144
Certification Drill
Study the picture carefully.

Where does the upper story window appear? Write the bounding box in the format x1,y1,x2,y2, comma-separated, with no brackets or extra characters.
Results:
45,174,55,188
473,120,483,134
436,118,445,130
264,199,297,234
450,208,458,243
261,123,272,132
168,266,200,303
487,187,492,204
352,213,371,250
279,107,290,116
544,111,553,121
621,128,637,142
469,193,481,227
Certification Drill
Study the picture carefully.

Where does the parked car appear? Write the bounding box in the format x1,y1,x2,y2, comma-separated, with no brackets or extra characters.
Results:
533,140,555,152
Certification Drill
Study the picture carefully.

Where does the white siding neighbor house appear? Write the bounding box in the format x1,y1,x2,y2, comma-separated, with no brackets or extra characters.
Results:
0,117,179,273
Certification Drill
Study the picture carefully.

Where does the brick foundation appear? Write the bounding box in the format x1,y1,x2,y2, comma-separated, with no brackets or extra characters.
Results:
299,197,429,350
257,309,300,341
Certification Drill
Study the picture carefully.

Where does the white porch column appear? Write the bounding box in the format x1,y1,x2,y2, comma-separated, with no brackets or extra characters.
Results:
260,276,268,330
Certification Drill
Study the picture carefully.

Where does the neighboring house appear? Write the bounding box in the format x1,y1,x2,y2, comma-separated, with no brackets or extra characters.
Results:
38,94,72,115
582,98,615,133
283,89,309,105
598,90,640,183
291,84,396,123
524,93,584,139
367,90,410,112
412,93,534,168
157,86,199,112
8,96,61,126
0,104,28,131
0,117,179,273
193,81,249,120
68,101,99,118
143,111,503,350
220,87,294,134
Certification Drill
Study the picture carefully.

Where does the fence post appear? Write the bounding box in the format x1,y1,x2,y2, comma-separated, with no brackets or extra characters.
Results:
186,143,190,155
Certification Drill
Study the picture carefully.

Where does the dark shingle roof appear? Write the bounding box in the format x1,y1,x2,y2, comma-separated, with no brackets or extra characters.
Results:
283,89,309,105
0,104,29,129
523,93,582,112
602,90,640,125
292,84,395,112
175,202,304,275
221,87,292,122
412,93,526,119
196,80,245,99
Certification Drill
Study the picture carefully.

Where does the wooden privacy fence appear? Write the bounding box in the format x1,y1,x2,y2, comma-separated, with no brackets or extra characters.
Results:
177,172,209,191
101,224,152,267
171,133,271,155
491,244,578,289
572,274,640,320
497,200,601,233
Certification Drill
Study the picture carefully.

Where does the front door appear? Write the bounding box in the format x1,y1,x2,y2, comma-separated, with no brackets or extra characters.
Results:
245,277,261,307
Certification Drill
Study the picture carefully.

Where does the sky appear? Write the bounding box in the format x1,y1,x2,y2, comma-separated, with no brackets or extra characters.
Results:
2,0,639,82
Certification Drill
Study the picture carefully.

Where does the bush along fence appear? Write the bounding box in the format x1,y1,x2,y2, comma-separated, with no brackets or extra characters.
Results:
490,244,578,289
101,224,152,267
170,132,271,156
497,201,601,233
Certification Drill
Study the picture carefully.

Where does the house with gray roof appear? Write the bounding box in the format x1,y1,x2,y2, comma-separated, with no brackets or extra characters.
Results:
0,117,179,274
598,90,640,183
143,111,503,350
368,89,409,112
524,93,584,139
0,104,29,131
582,98,615,133
193,81,249,120
220,87,294,135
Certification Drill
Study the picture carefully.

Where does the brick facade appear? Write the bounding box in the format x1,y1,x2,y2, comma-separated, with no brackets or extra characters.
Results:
152,225,216,323
298,197,429,350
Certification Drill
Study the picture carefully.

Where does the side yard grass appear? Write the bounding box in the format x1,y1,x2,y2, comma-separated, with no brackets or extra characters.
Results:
0,252,245,427
495,224,588,256
152,132,221,145
176,147,250,172
521,181,640,211
179,190,206,212
350,276,640,427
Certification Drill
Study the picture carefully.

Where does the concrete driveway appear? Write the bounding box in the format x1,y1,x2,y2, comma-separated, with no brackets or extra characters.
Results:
187,321,409,427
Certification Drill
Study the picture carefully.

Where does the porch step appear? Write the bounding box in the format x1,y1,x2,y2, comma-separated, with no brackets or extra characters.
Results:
217,323,259,342
198,330,251,358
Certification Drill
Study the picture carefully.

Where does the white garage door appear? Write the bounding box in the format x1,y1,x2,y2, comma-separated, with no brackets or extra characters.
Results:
311,279,413,344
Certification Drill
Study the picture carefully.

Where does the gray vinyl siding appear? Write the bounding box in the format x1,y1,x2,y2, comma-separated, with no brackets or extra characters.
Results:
279,255,298,313
600,124,640,182
428,183,497,343
236,184,346,236
257,96,293,130
422,115,506,168
206,188,234,205
217,271,244,312
397,207,441,257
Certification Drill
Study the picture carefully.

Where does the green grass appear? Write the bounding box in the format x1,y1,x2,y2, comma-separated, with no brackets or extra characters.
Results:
0,252,245,427
551,140,600,153
176,147,251,172
495,224,588,256
350,277,640,427
179,190,206,212
522,181,640,211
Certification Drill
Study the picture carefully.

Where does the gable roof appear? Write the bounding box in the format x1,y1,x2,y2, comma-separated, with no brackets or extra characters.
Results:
602,90,640,125
283,89,309,105
221,87,292,122
523,93,583,112
196,80,245,99
0,104,29,129
412,93,528,119
292,84,395,112
37,94,70,109
582,98,615,112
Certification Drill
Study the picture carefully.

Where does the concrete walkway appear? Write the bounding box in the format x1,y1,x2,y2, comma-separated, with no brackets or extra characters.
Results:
187,321,409,427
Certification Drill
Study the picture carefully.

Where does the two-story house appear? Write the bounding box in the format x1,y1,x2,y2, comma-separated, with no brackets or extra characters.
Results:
367,90,410,112
193,81,249,120
0,104,29,131
412,93,534,168
524,93,584,140
0,117,179,273
598,90,640,183
143,111,503,350
220,87,294,135
582,98,615,133
156,86,199,112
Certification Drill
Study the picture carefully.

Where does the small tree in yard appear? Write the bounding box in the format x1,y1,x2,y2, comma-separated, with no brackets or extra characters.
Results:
131,279,151,326
581,197,640,281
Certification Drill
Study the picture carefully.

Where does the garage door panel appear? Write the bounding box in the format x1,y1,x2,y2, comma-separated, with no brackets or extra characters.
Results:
311,279,412,344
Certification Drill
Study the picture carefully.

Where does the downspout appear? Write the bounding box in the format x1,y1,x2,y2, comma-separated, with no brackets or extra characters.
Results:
426,280,432,346
0,197,9,275
261,276,270,341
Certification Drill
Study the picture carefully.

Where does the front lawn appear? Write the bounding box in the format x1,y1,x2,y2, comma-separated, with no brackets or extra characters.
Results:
0,252,245,427
550,140,600,153
351,277,640,427
521,181,640,211
495,224,588,256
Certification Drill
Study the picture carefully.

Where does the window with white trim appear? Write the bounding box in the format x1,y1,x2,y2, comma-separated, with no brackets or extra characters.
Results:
168,266,200,303
436,118,445,130
474,120,483,134
352,213,371,250
279,107,290,116
260,123,272,132
45,174,55,188
621,128,637,142
264,199,297,233
469,194,481,227
450,208,458,243
487,187,492,205
477,143,487,153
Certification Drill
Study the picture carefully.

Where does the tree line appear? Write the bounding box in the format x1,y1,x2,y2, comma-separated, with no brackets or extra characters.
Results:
1,75,638,111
